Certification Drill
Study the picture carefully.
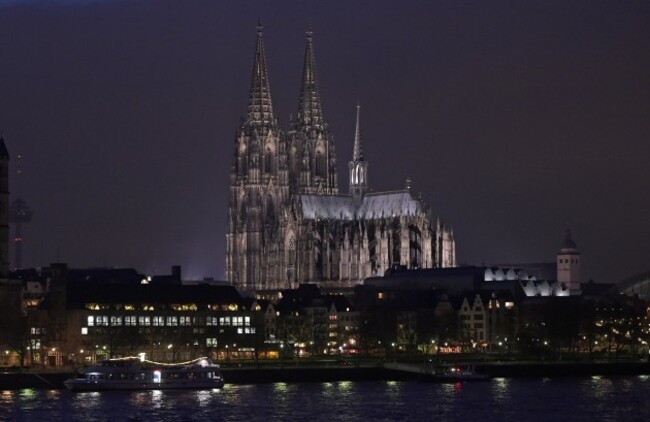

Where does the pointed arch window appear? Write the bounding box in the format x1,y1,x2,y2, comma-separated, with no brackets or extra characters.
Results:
266,195,275,223
409,225,422,269
352,163,365,185
264,147,275,174
315,151,326,178
237,153,248,176
288,238,296,266
239,201,247,222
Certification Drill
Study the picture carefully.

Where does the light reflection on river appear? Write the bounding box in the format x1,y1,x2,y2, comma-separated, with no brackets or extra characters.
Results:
1,377,650,421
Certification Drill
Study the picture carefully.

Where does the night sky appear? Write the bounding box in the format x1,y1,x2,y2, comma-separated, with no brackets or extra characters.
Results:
1,0,649,283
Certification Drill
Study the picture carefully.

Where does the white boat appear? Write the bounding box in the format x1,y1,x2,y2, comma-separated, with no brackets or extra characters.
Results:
64,357,225,392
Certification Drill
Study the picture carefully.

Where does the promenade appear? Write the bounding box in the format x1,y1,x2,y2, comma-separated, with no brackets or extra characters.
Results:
2,359,650,389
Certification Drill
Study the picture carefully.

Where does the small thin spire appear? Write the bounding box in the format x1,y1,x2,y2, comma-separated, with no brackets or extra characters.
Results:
349,102,367,198
561,223,577,250
247,19,274,127
353,103,363,161
297,26,324,129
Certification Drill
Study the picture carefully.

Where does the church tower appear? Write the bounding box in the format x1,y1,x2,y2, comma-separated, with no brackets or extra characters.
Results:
226,21,290,291
288,28,338,195
348,104,368,203
556,227,581,295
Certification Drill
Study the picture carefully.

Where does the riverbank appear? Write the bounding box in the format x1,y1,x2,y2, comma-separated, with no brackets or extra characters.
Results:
2,360,650,389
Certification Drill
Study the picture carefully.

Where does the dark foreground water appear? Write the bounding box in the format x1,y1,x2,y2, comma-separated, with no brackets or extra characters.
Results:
2,377,650,421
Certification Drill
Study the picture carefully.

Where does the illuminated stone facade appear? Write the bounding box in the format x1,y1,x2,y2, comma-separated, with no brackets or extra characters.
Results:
226,23,456,292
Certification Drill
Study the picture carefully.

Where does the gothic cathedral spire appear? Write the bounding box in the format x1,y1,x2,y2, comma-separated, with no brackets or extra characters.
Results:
227,21,288,291
353,103,363,161
247,19,275,128
349,103,368,201
297,25,324,129
290,27,338,195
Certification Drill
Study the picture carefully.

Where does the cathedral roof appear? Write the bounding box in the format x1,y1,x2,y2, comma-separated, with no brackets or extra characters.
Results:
299,194,354,220
297,190,423,220
358,191,422,218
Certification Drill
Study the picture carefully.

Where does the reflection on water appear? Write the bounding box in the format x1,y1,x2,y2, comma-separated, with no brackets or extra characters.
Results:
491,377,511,404
194,389,215,408
151,389,164,410
337,380,352,392
1,390,15,405
0,378,648,421
384,380,401,401
72,391,102,412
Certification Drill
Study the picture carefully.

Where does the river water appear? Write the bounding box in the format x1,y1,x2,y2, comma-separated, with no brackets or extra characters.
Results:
2,377,650,421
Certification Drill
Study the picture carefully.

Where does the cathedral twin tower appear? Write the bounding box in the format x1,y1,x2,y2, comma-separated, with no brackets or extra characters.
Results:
226,23,456,292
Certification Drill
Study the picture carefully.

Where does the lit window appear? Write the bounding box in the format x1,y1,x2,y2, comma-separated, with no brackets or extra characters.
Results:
87,316,94,327
81,327,88,335
206,338,218,347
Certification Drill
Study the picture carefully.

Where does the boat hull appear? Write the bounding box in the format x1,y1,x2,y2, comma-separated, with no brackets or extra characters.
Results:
63,378,225,392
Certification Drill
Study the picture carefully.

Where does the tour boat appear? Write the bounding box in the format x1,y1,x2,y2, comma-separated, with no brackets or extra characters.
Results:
63,356,225,392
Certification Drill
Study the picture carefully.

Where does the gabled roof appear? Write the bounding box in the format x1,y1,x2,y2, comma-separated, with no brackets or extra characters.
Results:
325,294,354,312
357,191,422,219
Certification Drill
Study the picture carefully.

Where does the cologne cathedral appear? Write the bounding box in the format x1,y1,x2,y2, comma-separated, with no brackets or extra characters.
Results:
226,23,456,292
